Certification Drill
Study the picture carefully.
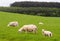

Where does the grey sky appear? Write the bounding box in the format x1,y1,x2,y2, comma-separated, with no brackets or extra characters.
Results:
0,0,60,7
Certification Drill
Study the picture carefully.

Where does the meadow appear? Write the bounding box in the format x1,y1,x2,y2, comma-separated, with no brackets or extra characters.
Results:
0,11,60,41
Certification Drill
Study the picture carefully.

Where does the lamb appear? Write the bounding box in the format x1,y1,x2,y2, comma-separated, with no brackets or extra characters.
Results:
18,24,37,33
7,21,18,27
42,29,52,37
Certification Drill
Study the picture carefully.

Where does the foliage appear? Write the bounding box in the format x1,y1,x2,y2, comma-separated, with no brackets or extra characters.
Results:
0,7,60,17
10,1,60,8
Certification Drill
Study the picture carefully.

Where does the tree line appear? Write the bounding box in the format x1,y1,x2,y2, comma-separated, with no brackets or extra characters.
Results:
0,7,60,17
10,1,60,8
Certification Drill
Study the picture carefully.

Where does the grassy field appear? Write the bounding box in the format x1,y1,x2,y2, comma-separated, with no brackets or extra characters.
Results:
0,11,60,41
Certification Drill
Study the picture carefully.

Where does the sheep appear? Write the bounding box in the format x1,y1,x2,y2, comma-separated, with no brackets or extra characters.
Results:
7,21,18,27
18,24,37,33
42,29,52,37
39,22,44,25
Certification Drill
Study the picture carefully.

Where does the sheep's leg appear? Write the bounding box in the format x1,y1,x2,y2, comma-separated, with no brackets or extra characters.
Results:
25,30,28,33
50,33,52,37
33,29,36,34
48,35,50,37
48,34,52,37
43,34,47,37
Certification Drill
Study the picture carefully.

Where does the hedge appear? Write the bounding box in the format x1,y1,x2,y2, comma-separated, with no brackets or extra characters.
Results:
0,7,60,17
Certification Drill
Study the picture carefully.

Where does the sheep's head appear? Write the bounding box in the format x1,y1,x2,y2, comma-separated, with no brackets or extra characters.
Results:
42,29,45,32
18,28,23,32
7,24,10,27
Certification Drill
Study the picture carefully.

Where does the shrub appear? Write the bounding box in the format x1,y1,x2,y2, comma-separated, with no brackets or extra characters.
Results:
0,7,60,17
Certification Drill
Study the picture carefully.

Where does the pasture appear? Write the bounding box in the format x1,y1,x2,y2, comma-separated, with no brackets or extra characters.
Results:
0,11,60,41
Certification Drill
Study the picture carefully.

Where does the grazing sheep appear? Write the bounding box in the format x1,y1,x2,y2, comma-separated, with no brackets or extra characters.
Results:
42,29,52,37
7,21,18,27
39,22,44,25
18,24,37,33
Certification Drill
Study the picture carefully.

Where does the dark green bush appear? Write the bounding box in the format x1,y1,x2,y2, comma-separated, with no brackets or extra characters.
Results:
0,7,60,17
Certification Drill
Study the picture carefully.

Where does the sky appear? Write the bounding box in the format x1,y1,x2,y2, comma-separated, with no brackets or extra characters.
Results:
0,0,60,7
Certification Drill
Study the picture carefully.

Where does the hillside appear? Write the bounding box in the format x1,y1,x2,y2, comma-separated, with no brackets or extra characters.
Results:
0,12,60,41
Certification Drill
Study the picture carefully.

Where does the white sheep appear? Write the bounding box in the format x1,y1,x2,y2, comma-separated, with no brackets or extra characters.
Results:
39,22,44,25
42,29,52,37
18,24,37,33
7,21,18,27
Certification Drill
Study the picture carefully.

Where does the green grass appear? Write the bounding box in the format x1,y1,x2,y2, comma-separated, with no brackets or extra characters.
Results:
0,11,60,41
